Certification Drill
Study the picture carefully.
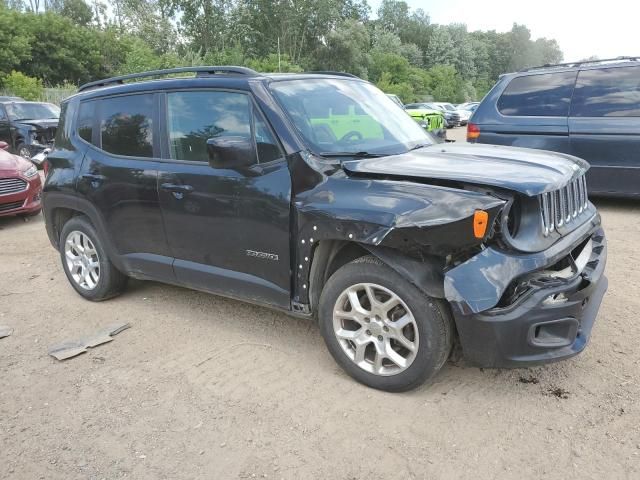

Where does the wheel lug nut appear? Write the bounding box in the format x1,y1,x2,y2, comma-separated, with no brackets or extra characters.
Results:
366,330,371,336
383,326,389,332
377,335,383,341
364,317,370,323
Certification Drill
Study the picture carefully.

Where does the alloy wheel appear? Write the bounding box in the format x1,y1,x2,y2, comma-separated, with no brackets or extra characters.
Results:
332,283,419,376
64,231,100,290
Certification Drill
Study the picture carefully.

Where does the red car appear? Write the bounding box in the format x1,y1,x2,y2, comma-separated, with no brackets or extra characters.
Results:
0,141,42,217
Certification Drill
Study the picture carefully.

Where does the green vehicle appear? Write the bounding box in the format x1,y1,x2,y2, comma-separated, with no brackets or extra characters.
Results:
405,107,446,140
385,94,446,141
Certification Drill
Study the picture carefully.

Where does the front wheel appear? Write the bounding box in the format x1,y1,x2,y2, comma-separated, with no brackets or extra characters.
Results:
318,256,453,392
16,143,31,159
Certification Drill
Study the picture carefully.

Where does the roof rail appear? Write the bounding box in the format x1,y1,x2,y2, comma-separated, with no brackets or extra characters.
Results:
520,56,640,72
305,71,360,78
78,66,259,92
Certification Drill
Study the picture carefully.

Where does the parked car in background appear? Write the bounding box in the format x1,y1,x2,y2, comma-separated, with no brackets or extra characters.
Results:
468,57,640,197
403,104,447,140
0,141,42,217
432,102,470,126
43,66,607,392
0,100,60,160
457,102,479,111
406,102,460,128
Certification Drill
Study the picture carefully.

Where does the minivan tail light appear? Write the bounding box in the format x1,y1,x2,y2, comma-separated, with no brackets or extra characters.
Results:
467,122,480,141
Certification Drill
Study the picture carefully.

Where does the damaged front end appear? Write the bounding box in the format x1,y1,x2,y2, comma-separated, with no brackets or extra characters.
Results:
445,213,607,367
291,149,607,369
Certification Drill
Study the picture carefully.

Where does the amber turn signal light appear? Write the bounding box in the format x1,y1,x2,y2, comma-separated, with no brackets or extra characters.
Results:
473,210,489,238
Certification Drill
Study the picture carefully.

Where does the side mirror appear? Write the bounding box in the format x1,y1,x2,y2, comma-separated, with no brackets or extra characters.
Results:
0,141,8,151
206,136,256,169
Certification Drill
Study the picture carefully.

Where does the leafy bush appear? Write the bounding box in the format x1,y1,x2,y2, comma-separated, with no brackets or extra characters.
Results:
1,71,44,100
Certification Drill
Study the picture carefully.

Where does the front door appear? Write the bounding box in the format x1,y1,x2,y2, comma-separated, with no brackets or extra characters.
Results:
158,90,292,308
569,65,640,196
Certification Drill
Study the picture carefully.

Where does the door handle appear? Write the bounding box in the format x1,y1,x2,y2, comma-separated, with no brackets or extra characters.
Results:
81,173,106,188
82,173,107,181
161,183,194,200
160,183,194,193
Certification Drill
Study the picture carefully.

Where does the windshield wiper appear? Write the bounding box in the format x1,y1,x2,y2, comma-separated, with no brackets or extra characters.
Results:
318,151,387,158
408,143,431,152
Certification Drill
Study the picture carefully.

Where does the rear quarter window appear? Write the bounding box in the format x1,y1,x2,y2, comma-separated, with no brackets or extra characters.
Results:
98,94,154,158
571,65,640,117
497,71,577,117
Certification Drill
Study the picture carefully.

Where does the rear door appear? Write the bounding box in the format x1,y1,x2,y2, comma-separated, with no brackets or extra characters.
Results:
569,65,640,196
76,93,173,279
476,71,577,153
157,89,292,308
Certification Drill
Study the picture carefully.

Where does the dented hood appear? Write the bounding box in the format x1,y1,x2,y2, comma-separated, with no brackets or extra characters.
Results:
342,143,589,197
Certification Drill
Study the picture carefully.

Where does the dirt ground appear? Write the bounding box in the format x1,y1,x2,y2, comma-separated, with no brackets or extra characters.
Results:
1,151,639,479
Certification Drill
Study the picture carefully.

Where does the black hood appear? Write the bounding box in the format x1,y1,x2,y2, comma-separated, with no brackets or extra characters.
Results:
342,143,589,197
14,119,59,131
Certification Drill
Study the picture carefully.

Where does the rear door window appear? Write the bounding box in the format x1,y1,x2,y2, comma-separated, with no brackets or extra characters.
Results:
498,72,576,117
571,66,640,117
77,101,95,143
98,94,154,157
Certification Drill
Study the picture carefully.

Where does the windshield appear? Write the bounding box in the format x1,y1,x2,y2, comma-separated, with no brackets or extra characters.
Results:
270,79,433,156
442,104,456,111
6,102,60,121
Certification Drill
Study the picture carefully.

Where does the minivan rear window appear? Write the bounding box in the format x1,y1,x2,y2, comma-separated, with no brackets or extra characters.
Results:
571,66,640,117
498,72,576,117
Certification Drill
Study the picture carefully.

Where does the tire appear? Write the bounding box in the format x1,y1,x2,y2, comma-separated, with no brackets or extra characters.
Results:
16,143,31,159
59,216,127,301
318,255,452,392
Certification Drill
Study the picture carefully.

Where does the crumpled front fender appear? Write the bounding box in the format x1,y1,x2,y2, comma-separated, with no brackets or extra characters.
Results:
290,156,505,305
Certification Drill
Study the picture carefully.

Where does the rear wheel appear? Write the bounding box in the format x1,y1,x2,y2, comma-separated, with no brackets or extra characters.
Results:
60,216,127,301
318,256,452,392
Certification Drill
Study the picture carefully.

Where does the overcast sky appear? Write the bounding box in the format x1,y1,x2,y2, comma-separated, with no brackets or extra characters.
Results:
369,0,637,62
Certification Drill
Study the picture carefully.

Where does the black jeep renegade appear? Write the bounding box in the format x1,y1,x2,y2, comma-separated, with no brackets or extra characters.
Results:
42,67,608,391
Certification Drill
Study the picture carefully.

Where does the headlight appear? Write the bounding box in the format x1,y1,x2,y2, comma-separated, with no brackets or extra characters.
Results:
23,164,38,178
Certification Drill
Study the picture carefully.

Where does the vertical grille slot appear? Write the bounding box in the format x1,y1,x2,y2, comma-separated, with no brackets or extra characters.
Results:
539,174,588,237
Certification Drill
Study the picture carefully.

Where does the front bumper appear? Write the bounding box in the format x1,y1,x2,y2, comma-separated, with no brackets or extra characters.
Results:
444,218,607,368
0,174,42,217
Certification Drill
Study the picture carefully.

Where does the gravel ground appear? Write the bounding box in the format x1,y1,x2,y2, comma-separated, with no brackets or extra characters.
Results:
1,157,639,479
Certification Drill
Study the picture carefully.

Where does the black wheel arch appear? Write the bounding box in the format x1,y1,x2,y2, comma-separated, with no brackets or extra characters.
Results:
308,239,446,316
43,192,125,272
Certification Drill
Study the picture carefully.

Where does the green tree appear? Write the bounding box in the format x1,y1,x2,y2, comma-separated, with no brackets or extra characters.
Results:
2,70,44,100
49,0,93,26
0,7,32,78
314,19,370,77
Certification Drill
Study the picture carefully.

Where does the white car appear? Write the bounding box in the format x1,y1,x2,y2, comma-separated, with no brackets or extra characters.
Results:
433,102,471,126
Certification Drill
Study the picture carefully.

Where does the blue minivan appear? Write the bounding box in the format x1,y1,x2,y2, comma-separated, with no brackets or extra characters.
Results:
468,57,640,197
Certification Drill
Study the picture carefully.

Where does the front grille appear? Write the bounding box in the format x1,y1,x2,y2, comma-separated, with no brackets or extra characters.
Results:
0,178,28,195
539,175,588,236
0,200,25,212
